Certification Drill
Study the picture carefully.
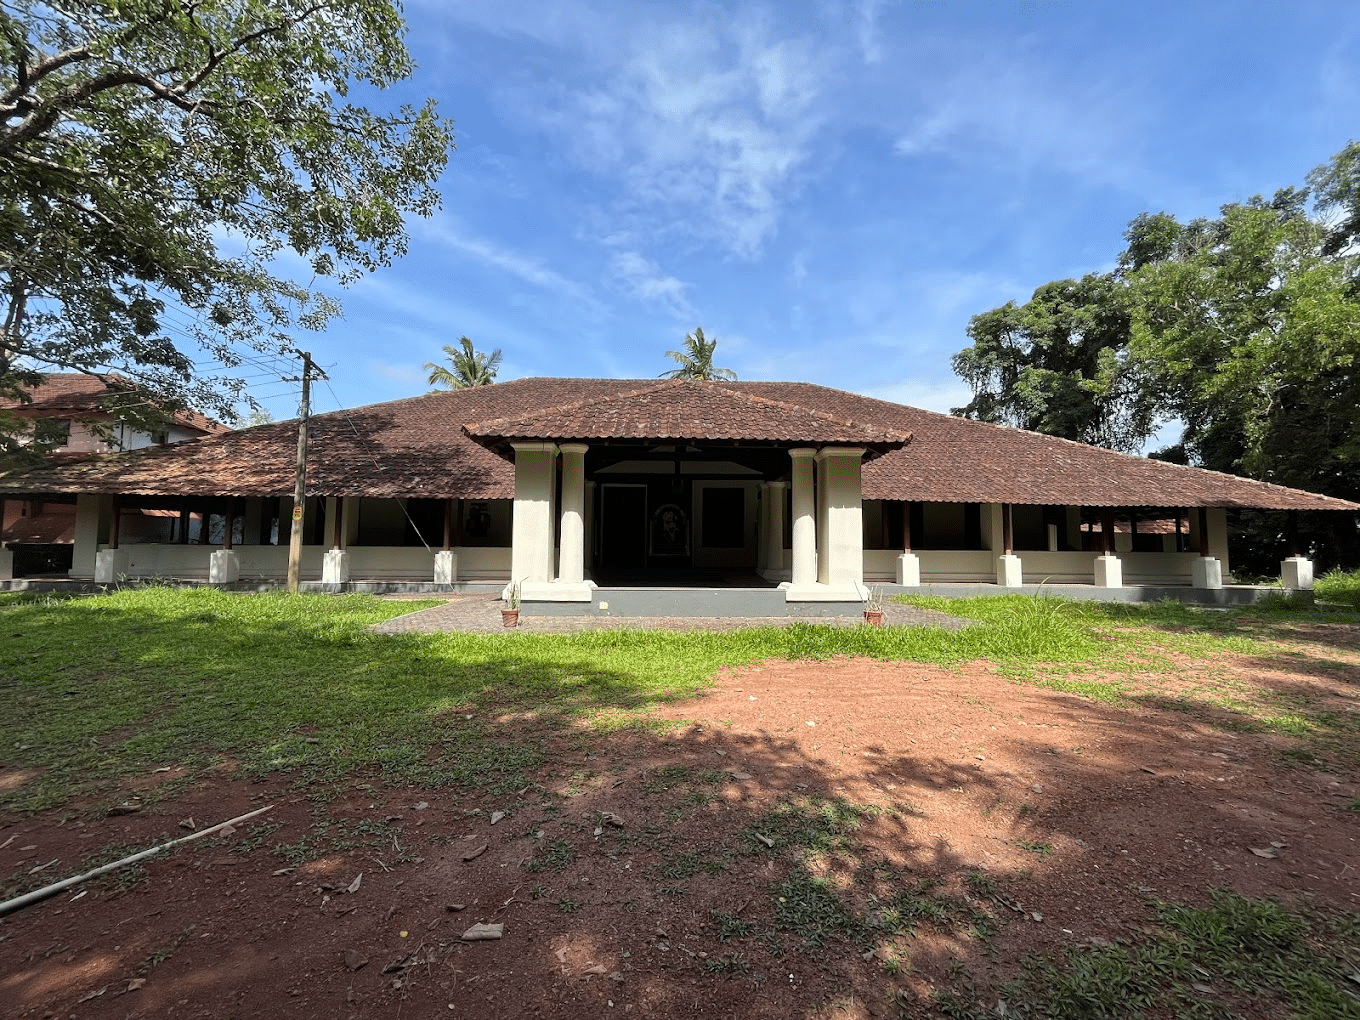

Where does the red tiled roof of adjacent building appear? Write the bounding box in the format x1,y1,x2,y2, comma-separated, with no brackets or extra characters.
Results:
0,373,227,435
0,377,1354,511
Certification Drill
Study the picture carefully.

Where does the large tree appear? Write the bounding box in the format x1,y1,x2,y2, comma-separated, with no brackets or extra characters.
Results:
951,272,1156,452
0,0,452,455
660,326,737,381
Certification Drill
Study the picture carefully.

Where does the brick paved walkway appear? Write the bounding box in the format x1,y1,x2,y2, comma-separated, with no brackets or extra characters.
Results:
371,594,972,634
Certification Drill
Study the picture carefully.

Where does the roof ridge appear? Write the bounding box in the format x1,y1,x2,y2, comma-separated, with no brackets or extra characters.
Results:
463,378,912,443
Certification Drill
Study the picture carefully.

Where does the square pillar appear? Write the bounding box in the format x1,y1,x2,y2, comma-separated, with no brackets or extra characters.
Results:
322,548,350,584
71,493,109,577
1281,556,1314,591
434,549,458,584
789,449,817,587
896,552,920,586
210,549,241,584
1094,554,1122,587
94,547,129,583
510,442,559,598
1192,556,1223,589
816,447,867,588
996,553,1023,587
761,480,789,581
557,444,588,585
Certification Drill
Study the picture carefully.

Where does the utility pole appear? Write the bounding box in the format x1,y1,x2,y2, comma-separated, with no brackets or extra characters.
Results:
286,352,314,594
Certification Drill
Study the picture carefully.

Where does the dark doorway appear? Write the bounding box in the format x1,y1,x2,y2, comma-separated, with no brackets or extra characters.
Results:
599,484,647,569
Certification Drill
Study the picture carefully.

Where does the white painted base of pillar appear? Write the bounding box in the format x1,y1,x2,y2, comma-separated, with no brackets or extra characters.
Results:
1281,556,1314,591
996,554,1023,587
1192,556,1223,589
758,567,792,583
434,550,458,584
781,582,870,602
520,580,596,602
209,549,240,584
896,552,921,587
0,547,12,581
1093,554,1122,588
322,549,350,584
94,548,130,583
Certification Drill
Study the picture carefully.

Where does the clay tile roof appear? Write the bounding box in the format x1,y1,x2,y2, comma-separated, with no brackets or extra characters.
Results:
730,382,1359,511
0,373,227,435
462,379,911,453
0,376,1355,511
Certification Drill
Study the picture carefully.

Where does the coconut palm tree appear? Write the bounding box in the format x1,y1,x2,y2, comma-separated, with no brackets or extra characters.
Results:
659,327,737,381
425,337,503,389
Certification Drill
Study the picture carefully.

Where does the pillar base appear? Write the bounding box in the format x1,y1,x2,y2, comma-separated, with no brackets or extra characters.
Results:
434,550,458,584
996,553,1023,587
1093,554,1123,588
1192,556,1223,589
519,580,596,602
896,552,921,586
209,549,240,584
0,546,12,581
94,548,130,583
322,549,350,584
1281,556,1313,591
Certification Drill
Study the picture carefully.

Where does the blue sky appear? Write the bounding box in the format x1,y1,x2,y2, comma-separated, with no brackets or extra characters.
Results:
255,0,1360,426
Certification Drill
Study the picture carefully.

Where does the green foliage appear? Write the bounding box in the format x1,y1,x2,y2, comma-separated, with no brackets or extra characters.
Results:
424,336,503,389
1315,568,1360,610
0,1,452,438
660,326,737,381
953,273,1156,452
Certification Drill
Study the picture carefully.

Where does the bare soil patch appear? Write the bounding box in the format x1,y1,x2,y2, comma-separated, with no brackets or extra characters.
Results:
2,653,1357,1019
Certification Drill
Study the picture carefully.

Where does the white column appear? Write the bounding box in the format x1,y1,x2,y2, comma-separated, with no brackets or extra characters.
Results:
816,456,831,583
209,549,241,583
557,444,588,584
510,442,558,590
1281,557,1314,590
789,449,817,587
761,480,788,580
72,493,109,578
816,448,866,589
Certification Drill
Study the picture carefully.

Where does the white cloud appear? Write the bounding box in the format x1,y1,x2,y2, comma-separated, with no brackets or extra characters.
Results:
414,217,592,303
852,0,885,64
366,360,427,387
609,251,691,315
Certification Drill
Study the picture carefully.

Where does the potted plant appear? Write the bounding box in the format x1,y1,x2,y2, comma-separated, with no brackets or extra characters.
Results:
863,586,885,627
501,580,522,628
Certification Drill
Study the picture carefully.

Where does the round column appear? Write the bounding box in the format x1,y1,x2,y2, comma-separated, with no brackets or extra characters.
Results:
558,444,588,584
789,449,817,586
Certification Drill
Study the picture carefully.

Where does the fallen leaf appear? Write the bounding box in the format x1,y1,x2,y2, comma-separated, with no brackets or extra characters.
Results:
554,948,568,964
178,817,196,830
78,987,107,1002
414,801,430,810
600,811,624,828
28,858,58,875
1249,847,1278,859
580,964,607,976
126,978,146,992
1139,767,1158,775
347,873,363,895
344,950,368,972
490,811,506,825
593,826,603,836
1192,982,1214,994
608,971,625,983
461,923,504,941
218,823,236,837
107,804,141,816
272,867,295,877
1031,912,1043,922
446,903,466,912
754,833,775,848
462,843,487,862
727,771,752,781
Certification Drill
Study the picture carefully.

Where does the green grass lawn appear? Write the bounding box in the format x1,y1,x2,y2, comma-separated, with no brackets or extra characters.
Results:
1,585,1357,812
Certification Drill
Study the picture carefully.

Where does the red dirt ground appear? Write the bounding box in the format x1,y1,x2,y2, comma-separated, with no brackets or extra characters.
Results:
2,652,1357,1019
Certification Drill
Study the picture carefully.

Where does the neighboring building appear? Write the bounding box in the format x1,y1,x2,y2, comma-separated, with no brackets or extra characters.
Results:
0,377,1353,601
0,374,226,574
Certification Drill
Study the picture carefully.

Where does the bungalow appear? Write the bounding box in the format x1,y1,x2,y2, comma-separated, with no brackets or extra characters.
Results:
0,377,1354,607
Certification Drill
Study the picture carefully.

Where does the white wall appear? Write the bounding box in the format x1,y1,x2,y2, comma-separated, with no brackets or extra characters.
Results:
103,544,511,582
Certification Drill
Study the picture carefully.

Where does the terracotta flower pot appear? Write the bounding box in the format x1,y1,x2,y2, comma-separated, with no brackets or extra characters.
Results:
501,608,520,628
863,609,884,627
